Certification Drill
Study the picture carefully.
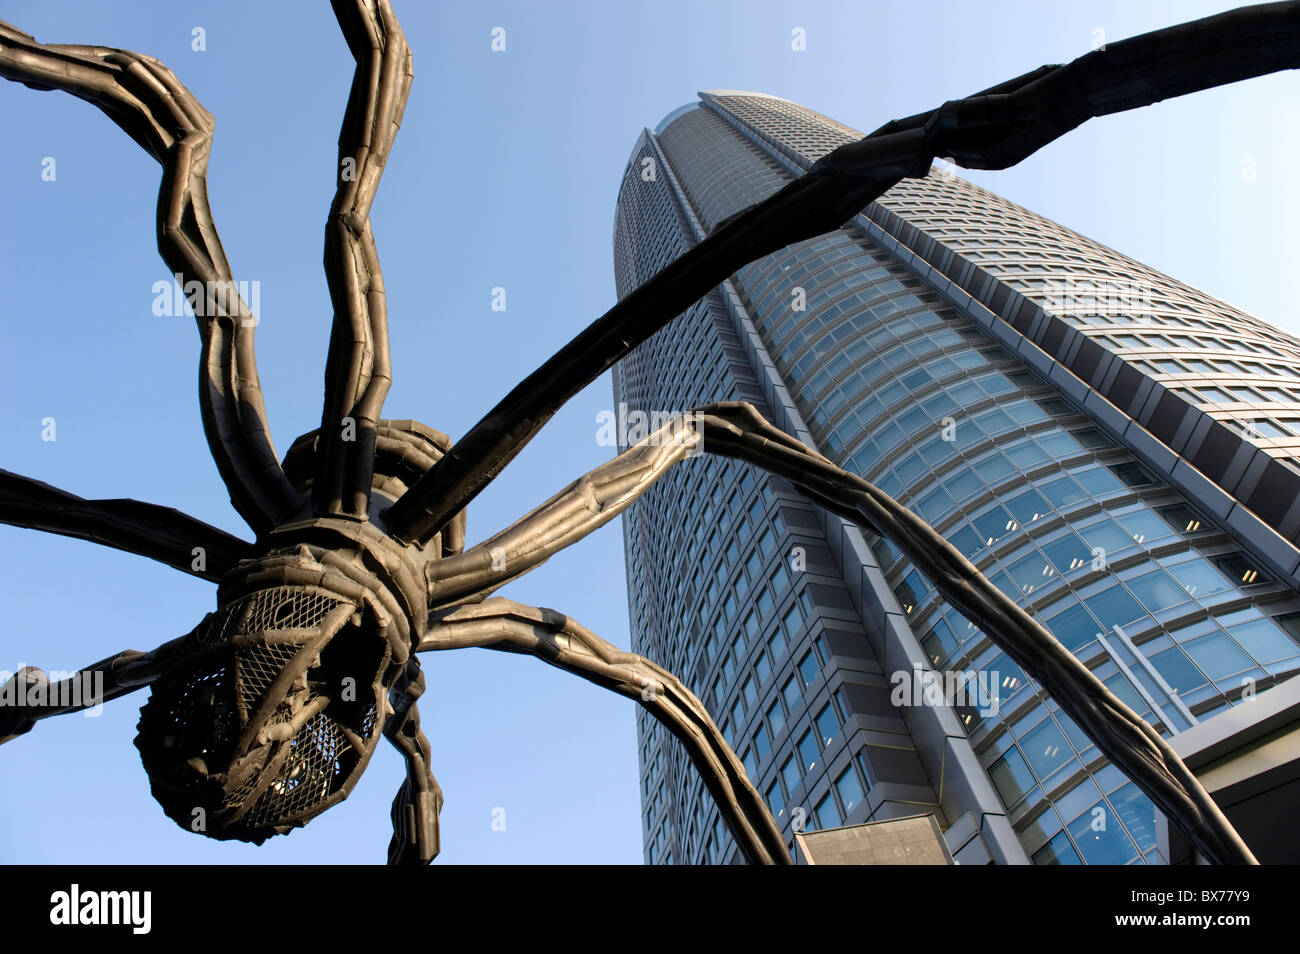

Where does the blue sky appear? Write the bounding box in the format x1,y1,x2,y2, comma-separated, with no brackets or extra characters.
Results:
0,0,1296,863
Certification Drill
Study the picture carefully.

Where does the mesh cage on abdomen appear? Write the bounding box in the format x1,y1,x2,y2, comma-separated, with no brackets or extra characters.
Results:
143,660,242,785
135,583,391,842
241,711,357,828
215,587,346,719
204,586,343,648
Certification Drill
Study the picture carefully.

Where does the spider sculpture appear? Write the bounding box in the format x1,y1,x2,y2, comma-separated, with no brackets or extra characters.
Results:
1,0,1295,865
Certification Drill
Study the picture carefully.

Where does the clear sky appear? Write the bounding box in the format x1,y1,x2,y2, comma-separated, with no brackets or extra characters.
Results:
0,0,1296,863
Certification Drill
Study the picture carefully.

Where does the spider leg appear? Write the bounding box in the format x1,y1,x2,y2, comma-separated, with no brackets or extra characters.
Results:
314,0,412,520
0,632,192,745
418,597,792,865
432,403,1254,864
383,657,443,865
694,402,1256,865
1,468,251,582
0,21,303,534
426,414,700,607
384,2,1300,544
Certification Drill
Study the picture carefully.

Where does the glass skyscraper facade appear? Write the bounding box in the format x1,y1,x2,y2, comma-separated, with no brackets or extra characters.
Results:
611,92,1300,865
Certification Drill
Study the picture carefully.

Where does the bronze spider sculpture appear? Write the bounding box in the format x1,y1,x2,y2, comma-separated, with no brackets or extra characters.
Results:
1,0,1295,865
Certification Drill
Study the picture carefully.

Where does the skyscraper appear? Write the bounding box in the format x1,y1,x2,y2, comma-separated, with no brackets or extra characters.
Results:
611,92,1300,865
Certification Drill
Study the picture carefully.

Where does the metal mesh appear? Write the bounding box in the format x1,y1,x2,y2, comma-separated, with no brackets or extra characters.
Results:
248,588,339,634
241,712,354,828
204,587,341,647
236,641,300,715
360,699,377,739
137,582,391,843
144,657,240,787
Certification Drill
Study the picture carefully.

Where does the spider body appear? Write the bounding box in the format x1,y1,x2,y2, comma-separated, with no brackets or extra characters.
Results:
136,418,461,844
136,577,390,843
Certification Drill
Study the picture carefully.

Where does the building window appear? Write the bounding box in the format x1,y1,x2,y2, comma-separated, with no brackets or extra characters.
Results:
835,766,865,815
782,677,800,713
753,724,771,761
770,562,790,593
1032,830,1082,865
783,601,804,637
988,746,1035,808
1068,802,1139,864
1020,717,1074,782
1212,552,1267,588
815,704,839,746
781,756,801,796
798,652,819,688
798,730,819,773
766,780,785,821
767,699,786,735
1110,461,1155,488
816,791,841,829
